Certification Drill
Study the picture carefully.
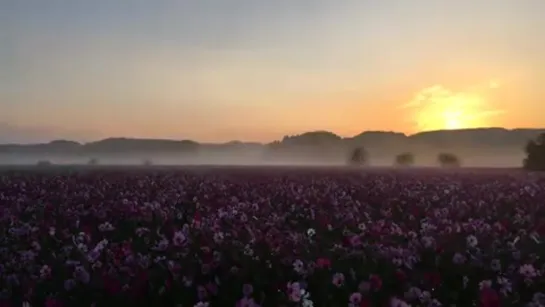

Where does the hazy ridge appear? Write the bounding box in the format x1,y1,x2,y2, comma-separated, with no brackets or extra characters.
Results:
0,128,543,167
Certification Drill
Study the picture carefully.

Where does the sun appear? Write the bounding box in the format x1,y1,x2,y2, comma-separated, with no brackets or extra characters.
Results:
444,111,463,130
403,83,504,132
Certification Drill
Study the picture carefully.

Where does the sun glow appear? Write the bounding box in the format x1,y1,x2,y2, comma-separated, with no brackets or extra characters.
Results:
444,111,463,130
403,82,505,132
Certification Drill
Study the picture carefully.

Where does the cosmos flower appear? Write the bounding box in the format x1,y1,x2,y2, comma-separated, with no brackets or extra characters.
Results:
1,168,545,306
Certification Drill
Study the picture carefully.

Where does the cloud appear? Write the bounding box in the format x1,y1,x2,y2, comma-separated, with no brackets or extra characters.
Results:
401,82,506,131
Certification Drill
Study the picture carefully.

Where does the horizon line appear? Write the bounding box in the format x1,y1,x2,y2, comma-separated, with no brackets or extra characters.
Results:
2,126,544,146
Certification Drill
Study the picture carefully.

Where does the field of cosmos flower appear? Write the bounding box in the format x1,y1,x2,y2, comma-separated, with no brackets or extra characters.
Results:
1,166,545,307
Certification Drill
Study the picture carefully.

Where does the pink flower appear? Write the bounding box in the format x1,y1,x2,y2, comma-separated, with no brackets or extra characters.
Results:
316,257,331,269
480,288,500,307
349,235,362,247
242,283,254,297
236,297,259,307
349,292,362,305
45,298,63,307
287,282,302,302
205,282,218,296
369,274,382,291
332,272,345,287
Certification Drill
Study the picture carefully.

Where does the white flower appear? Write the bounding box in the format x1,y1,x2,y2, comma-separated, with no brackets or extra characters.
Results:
466,235,478,248
31,241,41,251
404,286,422,301
490,259,502,272
77,243,88,253
392,257,403,267
452,253,466,264
172,231,187,246
183,276,193,287
39,265,51,278
243,244,254,256
307,228,316,237
153,238,169,251
293,259,305,274
463,276,469,288
358,222,367,231
194,302,209,307
301,289,313,307
479,280,492,290
302,298,314,307
98,222,115,232
531,292,545,305
92,260,102,270
213,231,224,243
390,297,411,307
497,277,512,296
421,236,435,248
419,291,431,303
520,264,538,279
135,227,150,237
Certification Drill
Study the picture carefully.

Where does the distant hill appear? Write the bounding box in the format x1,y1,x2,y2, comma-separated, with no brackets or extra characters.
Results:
0,128,543,166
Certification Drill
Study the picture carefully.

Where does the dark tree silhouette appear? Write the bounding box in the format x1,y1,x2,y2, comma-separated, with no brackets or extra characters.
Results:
88,158,99,165
437,153,460,168
395,152,415,167
142,159,153,166
36,160,52,167
348,147,367,166
523,133,545,171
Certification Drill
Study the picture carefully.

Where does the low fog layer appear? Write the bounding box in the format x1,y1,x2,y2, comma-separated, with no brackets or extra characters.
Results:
0,128,540,168
0,151,526,168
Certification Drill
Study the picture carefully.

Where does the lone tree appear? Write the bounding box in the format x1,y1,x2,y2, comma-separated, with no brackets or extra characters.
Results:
437,153,461,168
142,159,153,166
395,152,415,167
36,160,52,167
523,133,545,171
88,158,99,165
348,147,367,166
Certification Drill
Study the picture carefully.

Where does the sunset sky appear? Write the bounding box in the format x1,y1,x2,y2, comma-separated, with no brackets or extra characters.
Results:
2,0,544,143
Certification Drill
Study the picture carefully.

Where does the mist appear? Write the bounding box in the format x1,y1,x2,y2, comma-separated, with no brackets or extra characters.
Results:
0,149,526,168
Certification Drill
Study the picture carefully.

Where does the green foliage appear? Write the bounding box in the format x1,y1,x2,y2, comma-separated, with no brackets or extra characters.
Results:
523,133,545,171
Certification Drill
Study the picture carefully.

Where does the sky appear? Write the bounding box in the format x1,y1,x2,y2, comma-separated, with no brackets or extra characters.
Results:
2,0,545,143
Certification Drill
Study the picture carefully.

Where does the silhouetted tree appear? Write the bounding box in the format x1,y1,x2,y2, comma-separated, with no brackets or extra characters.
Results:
523,133,545,171
142,159,153,166
348,147,367,166
395,152,415,167
88,158,99,165
36,160,52,167
437,153,460,168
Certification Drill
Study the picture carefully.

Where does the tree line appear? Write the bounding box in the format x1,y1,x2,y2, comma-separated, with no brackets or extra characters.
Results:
348,149,460,168
349,133,545,170
34,133,545,170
